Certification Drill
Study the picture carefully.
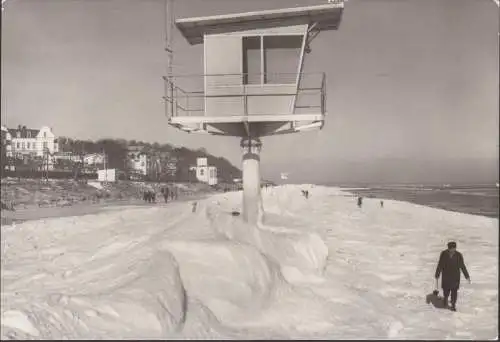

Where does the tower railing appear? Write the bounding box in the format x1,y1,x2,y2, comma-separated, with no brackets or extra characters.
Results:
163,72,326,118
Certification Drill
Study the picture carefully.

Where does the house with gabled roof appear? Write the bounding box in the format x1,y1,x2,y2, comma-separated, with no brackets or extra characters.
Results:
4,125,59,158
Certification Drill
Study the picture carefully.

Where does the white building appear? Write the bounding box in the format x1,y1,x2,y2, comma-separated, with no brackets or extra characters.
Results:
4,125,59,158
83,153,105,166
130,153,149,175
127,146,150,176
98,168,116,182
53,152,83,163
190,157,218,185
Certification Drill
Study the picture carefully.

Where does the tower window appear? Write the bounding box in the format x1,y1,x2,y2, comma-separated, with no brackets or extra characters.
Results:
242,36,261,85
242,35,303,85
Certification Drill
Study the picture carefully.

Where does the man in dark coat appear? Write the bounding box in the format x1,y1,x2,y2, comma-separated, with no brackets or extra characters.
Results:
435,241,470,311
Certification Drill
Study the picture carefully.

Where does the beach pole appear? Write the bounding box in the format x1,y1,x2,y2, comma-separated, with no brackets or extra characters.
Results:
240,137,263,224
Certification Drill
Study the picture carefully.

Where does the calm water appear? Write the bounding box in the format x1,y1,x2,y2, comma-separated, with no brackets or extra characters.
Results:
342,185,499,219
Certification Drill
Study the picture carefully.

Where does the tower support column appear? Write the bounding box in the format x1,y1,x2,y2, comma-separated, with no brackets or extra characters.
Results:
240,137,263,224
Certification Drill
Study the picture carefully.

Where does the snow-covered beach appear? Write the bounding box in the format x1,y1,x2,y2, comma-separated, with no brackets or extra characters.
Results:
1,185,498,339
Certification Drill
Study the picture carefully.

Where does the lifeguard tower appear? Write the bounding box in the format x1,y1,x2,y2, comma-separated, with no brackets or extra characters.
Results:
164,2,344,224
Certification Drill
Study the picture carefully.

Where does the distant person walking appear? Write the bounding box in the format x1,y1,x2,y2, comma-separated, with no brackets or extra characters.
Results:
380,200,384,208
144,190,155,203
162,187,169,203
434,241,470,311
357,196,363,208
166,187,170,202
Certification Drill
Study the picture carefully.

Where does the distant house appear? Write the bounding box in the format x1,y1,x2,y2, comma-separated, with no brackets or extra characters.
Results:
1,126,9,145
83,153,105,166
98,168,116,182
127,146,150,176
1,126,11,170
51,151,82,172
53,151,83,163
1,126,10,151
190,157,218,185
1,126,12,158
0,125,59,170
164,156,178,178
5,125,59,158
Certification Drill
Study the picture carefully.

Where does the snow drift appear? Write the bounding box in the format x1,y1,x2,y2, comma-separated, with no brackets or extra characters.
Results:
1,185,498,339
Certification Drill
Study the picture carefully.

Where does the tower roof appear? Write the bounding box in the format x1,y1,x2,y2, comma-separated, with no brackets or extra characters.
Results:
175,3,344,45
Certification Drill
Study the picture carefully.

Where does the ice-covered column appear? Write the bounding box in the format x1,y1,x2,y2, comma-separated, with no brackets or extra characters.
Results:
240,137,263,224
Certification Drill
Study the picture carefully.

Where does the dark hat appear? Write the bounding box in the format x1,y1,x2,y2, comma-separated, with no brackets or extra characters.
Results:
447,241,457,249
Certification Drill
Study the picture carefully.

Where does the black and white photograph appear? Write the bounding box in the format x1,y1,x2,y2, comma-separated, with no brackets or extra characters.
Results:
1,0,498,339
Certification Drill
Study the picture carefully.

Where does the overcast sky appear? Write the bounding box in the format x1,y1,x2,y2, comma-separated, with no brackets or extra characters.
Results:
1,0,498,184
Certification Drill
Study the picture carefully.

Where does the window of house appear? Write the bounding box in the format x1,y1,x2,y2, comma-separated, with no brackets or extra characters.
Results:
242,35,303,85
43,132,47,138
16,142,20,149
26,142,30,149
43,141,48,150
200,168,205,176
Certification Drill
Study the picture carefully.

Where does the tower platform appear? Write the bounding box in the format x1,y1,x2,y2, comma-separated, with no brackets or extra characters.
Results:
165,72,326,137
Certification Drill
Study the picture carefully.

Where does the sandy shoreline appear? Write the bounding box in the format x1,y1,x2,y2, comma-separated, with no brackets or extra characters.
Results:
1,193,211,225
3,185,497,225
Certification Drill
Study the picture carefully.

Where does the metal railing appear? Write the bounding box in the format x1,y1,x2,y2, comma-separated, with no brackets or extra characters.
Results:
163,72,326,118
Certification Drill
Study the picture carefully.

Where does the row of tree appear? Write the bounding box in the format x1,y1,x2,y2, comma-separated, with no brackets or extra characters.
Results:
57,137,242,183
